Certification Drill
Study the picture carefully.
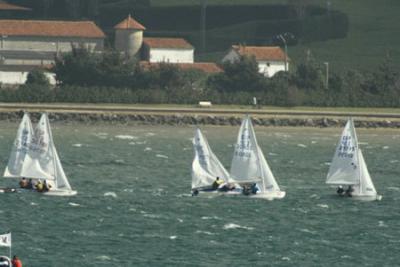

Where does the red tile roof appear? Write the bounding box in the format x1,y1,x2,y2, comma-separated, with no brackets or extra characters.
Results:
114,15,145,30
232,45,289,61
140,61,222,74
143,38,193,49
0,19,105,38
0,1,30,10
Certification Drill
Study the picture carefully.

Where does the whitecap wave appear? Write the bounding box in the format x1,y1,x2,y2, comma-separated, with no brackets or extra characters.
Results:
390,160,399,164
299,228,316,234
297,144,307,148
195,230,215,235
96,255,111,261
387,186,400,191
201,216,221,220
72,143,83,147
104,192,117,198
146,132,155,136
30,202,38,206
382,146,390,150
156,154,169,159
115,135,138,140
169,235,177,240
317,204,329,209
144,147,152,151
68,202,80,207
223,223,254,230
378,220,388,228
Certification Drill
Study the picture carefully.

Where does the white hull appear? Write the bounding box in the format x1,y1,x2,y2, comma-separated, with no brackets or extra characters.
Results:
250,190,286,200
0,187,77,196
347,194,382,202
43,190,77,196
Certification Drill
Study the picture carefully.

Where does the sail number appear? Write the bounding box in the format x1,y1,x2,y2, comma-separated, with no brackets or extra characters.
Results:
337,135,355,158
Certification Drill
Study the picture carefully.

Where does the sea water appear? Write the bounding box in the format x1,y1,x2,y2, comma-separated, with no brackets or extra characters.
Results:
0,123,399,266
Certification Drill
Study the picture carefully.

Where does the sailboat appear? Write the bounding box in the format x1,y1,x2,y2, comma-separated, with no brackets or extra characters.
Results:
230,116,285,200
326,118,382,201
191,128,240,195
3,113,77,196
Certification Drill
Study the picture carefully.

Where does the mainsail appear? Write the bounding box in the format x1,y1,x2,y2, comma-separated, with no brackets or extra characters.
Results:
326,119,360,185
4,113,34,178
20,113,54,180
191,128,230,189
230,116,261,183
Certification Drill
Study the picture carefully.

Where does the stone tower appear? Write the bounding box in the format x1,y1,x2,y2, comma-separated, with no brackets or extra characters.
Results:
114,14,146,58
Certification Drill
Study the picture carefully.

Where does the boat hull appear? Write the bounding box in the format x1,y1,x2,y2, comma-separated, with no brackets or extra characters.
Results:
43,190,78,196
349,194,382,201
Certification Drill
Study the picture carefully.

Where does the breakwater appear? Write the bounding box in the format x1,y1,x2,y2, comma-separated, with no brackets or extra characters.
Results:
0,109,399,128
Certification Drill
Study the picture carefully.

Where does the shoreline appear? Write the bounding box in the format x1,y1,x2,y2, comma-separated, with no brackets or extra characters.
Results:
0,103,400,128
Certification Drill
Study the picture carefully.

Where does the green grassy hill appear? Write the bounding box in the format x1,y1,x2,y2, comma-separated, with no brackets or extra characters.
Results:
149,0,400,73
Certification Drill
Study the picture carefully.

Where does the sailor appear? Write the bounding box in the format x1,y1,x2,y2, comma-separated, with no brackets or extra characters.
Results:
250,183,259,194
192,189,199,196
345,185,354,197
336,185,345,196
19,177,28,189
27,179,34,190
35,180,44,192
43,180,51,192
211,177,224,190
11,255,22,267
242,184,251,195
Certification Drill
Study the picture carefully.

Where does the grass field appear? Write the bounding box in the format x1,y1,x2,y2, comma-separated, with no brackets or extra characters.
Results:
149,0,400,72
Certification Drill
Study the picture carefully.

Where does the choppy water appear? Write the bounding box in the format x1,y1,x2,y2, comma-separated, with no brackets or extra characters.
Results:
0,122,400,266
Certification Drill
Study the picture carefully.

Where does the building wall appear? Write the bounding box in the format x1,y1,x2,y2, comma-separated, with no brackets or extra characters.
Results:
0,36,104,52
148,48,194,63
115,30,143,57
0,71,56,85
258,61,288,77
222,50,289,77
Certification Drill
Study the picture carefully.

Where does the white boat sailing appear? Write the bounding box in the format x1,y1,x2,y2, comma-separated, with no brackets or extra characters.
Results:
191,116,285,200
2,113,77,196
191,128,241,196
326,118,381,201
229,116,285,200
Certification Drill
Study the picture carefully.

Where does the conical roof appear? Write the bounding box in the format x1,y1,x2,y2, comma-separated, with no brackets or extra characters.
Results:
114,14,145,30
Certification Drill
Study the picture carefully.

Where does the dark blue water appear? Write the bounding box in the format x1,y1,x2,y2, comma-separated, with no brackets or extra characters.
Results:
0,123,399,266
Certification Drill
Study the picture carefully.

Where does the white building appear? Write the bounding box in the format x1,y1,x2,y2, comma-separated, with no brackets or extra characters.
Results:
222,45,289,77
0,19,105,84
142,37,194,63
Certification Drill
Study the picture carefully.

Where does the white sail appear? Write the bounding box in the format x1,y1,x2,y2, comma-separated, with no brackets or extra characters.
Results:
257,146,280,193
20,113,54,180
326,119,360,185
352,149,377,197
52,147,72,191
230,116,262,183
4,113,34,178
191,128,230,189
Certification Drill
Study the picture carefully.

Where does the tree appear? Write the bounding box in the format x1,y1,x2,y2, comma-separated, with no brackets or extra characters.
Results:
210,56,265,92
26,69,50,86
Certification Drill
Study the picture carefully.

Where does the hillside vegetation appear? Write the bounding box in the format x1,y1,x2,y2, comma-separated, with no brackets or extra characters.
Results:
150,0,400,72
